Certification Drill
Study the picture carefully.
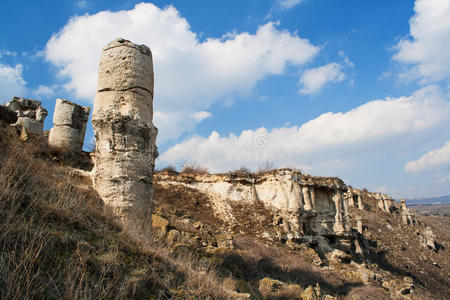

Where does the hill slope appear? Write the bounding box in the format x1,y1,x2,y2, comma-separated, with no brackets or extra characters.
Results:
1,121,449,299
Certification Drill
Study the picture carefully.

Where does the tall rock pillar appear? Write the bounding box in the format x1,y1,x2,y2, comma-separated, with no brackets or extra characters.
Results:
92,38,158,229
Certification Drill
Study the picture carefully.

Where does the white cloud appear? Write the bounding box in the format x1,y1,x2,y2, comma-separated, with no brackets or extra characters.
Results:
299,62,346,95
394,0,450,83
438,174,450,183
45,3,319,142
191,111,212,122
405,140,450,172
0,63,27,103
160,86,450,173
0,50,17,58
76,0,88,8
34,85,56,97
277,0,305,10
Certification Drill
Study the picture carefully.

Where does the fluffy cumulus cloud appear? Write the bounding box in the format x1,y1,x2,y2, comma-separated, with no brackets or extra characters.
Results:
299,62,346,94
405,140,450,172
0,63,27,103
277,0,304,10
394,0,450,83
160,86,450,173
45,3,319,142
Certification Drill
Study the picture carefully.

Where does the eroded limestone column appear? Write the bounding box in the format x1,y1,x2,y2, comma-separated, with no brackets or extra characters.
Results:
332,189,345,233
377,196,385,211
400,199,407,211
402,212,409,225
354,239,364,256
347,191,355,207
92,38,158,228
356,216,363,234
357,192,363,210
382,195,391,212
48,99,90,153
302,186,313,211
310,187,317,211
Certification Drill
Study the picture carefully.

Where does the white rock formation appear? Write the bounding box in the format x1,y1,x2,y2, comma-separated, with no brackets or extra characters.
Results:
48,99,90,153
92,38,158,228
155,169,352,248
421,226,436,250
4,97,47,135
356,216,363,234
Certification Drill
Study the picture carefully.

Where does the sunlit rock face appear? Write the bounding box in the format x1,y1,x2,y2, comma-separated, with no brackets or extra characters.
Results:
4,97,47,135
92,38,158,228
155,169,351,248
48,99,90,153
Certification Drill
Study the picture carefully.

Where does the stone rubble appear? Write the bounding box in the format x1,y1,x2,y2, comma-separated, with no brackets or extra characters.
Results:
4,97,47,135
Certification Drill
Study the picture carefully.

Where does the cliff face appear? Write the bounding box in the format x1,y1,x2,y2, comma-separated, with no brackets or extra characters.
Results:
155,169,353,253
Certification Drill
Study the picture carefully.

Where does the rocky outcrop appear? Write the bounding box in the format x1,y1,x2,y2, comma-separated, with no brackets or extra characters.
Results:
155,169,352,251
420,226,437,250
347,188,364,209
0,106,18,124
92,38,158,228
48,99,90,153
399,199,418,226
4,97,47,135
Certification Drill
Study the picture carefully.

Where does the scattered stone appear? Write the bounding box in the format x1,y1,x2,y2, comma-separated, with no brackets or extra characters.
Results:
326,249,351,265
151,214,169,236
166,229,181,246
4,97,47,135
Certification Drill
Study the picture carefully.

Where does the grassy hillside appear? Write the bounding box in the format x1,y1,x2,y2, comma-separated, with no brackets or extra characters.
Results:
1,120,448,299
0,122,228,299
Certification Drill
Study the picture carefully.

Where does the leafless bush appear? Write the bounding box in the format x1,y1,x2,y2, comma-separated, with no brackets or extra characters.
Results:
233,166,251,174
160,165,178,173
181,163,209,174
257,160,275,173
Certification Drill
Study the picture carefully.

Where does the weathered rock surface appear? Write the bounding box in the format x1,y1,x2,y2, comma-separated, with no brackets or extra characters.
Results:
92,38,158,229
155,169,352,251
48,99,90,153
420,226,437,250
4,97,47,135
0,106,18,124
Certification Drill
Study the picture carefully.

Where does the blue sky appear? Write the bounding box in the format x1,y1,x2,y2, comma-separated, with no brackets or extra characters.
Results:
1,0,449,199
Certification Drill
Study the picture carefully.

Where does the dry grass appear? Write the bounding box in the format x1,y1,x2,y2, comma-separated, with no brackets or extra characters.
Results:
181,163,209,175
159,165,178,173
0,123,230,299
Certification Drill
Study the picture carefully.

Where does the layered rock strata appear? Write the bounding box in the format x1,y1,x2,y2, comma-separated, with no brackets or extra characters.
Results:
48,99,90,153
4,97,47,135
155,169,352,250
92,38,158,227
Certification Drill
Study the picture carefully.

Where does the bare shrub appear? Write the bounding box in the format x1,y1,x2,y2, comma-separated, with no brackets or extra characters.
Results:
233,166,251,174
160,165,178,173
181,163,209,174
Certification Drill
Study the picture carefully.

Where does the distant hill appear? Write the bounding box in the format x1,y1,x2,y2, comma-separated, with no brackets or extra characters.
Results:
407,195,450,206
